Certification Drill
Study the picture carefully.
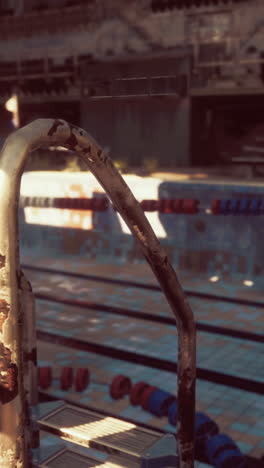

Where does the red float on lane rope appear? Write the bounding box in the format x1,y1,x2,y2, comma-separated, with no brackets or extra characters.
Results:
60,367,73,391
38,367,52,390
170,199,183,213
140,386,158,410
75,368,90,392
110,375,132,400
130,381,149,406
182,199,199,214
211,200,221,215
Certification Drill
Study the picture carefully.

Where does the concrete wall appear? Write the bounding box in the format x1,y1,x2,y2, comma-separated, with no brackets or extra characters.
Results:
81,96,190,167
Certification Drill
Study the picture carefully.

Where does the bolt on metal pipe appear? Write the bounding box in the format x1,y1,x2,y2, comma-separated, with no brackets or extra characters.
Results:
0,119,196,468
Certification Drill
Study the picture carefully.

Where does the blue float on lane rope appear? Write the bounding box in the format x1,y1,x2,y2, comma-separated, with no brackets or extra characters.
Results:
147,389,176,417
205,433,247,468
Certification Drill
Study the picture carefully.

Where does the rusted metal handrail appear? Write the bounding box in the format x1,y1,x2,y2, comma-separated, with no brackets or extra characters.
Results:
0,119,196,467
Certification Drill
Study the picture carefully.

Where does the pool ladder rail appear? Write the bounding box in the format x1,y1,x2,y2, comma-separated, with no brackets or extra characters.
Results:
0,119,196,468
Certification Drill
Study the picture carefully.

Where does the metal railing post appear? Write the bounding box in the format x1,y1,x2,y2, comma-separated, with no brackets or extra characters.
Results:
0,119,196,467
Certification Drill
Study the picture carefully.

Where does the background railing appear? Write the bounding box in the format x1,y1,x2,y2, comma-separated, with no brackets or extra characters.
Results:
0,2,114,39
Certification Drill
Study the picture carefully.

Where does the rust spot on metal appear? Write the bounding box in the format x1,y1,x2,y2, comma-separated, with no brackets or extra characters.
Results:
47,119,65,137
64,124,79,150
0,343,18,404
0,299,10,333
177,371,195,464
101,152,108,164
65,132,78,150
0,255,5,269
81,146,91,154
17,269,33,292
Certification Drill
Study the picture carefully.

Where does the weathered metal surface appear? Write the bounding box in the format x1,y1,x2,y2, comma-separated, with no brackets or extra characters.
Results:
0,119,196,467
19,270,39,449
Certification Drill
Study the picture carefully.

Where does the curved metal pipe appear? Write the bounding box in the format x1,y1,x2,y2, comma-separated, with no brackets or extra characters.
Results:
0,119,196,467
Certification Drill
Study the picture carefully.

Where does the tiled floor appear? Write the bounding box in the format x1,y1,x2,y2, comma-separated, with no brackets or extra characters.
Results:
37,341,264,459
22,256,264,461
24,265,264,336
22,254,264,304
35,298,263,383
